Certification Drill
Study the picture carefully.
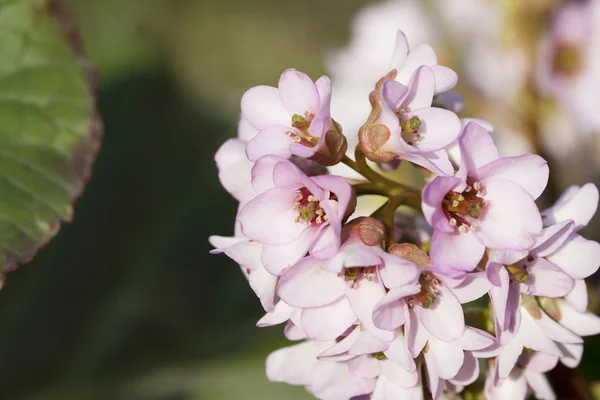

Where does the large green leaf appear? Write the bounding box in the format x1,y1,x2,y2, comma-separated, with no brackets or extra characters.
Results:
0,0,100,277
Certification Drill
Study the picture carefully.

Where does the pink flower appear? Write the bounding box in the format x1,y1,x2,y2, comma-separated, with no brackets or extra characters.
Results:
242,69,347,165
266,340,376,399
494,295,582,381
237,155,355,275
373,66,462,175
485,352,557,400
276,219,418,341
423,122,548,276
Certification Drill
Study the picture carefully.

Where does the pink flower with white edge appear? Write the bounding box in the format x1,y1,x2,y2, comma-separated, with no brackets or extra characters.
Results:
266,340,376,400
485,351,557,400
423,122,548,276
276,219,418,341
237,155,355,275
494,294,583,381
242,69,347,166
374,66,462,175
542,183,600,312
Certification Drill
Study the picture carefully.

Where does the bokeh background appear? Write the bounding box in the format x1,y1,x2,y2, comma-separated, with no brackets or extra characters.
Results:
1,0,600,399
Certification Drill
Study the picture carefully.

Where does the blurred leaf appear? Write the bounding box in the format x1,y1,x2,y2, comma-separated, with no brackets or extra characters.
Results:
0,0,101,276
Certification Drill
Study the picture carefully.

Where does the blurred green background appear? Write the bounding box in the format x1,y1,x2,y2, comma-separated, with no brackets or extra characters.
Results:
1,0,599,399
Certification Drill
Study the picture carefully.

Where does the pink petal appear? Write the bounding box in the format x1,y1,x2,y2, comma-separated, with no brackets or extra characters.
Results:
301,298,357,340
215,139,255,202
459,122,499,172
489,368,528,399
277,257,345,308
311,361,376,399
414,286,465,341
497,339,524,379
517,312,564,355
427,336,465,379
546,233,600,279
430,65,458,93
430,230,485,276
245,125,294,161
422,176,463,232
382,80,409,111
410,107,461,152
520,257,574,297
404,66,435,111
350,331,389,355
379,359,419,388
278,69,319,115
423,354,443,399
373,285,420,331
395,45,437,85
564,279,588,313
208,235,263,270
317,326,361,361
558,343,583,368
238,187,306,245
283,321,306,340
450,351,479,386
530,220,575,258
248,267,278,311
311,175,354,223
261,226,320,275
241,85,289,129
257,300,294,327
390,30,409,71
384,330,416,372
348,355,381,378
266,341,322,385
489,265,510,331
556,299,600,336
378,253,419,288
249,155,282,194
404,306,430,357
476,179,542,251
524,371,555,400
450,272,492,303
346,277,393,341
543,183,599,231
476,154,549,200
457,327,497,351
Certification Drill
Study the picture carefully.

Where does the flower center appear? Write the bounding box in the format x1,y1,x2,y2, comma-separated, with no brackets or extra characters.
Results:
553,43,582,76
407,272,440,309
343,266,376,289
395,106,422,145
506,254,535,283
293,187,327,226
442,178,486,233
371,352,387,360
285,113,318,147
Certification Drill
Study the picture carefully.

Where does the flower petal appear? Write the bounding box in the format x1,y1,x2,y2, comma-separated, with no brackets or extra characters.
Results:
382,80,409,111
476,154,549,200
530,220,575,258
556,299,600,337
451,272,492,303
404,66,435,111
248,267,278,311
380,359,419,388
546,233,600,279
543,183,599,230
301,297,357,340
520,257,574,298
450,351,479,386
241,85,289,129
261,226,320,275
245,125,294,161
431,230,485,277
410,107,462,152
564,279,588,313
278,69,319,115
346,277,393,341
422,176,463,232
215,139,255,202
278,257,345,308
459,122,499,172
384,330,416,372
476,179,542,251
414,286,465,341
457,327,497,351
257,300,294,327
373,285,420,331
427,336,465,379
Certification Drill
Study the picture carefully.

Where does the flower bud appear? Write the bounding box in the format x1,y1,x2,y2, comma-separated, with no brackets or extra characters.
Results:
309,127,348,166
388,242,432,268
341,217,386,248
358,70,400,163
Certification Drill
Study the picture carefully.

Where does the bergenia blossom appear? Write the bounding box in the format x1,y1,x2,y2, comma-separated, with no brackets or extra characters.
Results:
210,26,600,400
422,122,548,276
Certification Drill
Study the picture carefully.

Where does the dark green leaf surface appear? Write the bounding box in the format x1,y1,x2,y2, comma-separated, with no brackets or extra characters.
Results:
0,0,100,275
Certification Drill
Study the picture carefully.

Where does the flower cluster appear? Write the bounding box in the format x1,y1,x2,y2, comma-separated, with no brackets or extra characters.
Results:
210,30,600,400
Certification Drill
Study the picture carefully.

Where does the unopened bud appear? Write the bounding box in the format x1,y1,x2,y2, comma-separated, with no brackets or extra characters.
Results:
309,129,348,167
342,217,386,248
388,243,432,268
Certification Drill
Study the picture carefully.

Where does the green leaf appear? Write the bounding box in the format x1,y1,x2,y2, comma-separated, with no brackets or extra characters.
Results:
0,0,101,277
